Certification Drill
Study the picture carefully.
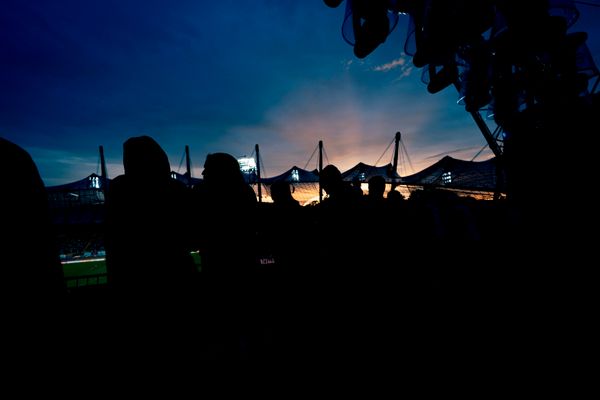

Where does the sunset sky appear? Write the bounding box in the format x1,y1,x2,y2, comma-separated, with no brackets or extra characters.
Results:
2,0,599,186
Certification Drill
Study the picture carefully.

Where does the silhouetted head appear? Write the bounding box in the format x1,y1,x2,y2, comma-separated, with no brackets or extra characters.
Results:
202,152,245,186
270,180,295,204
387,189,404,202
0,137,45,199
368,175,386,198
123,136,170,180
320,164,343,195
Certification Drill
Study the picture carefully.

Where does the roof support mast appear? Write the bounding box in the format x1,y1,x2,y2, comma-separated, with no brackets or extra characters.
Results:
255,143,262,203
318,140,323,203
99,145,108,192
185,145,191,184
392,131,400,189
392,131,400,173
183,145,194,188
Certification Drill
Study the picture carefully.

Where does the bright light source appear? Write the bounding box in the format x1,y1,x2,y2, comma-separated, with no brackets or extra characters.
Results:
89,176,100,189
238,157,256,173
442,171,452,184
291,168,300,182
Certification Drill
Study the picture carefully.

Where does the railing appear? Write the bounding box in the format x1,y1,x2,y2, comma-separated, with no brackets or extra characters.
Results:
65,273,108,289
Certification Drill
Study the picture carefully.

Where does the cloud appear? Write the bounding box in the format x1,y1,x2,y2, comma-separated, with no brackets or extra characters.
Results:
373,57,406,72
373,56,414,83
393,65,414,81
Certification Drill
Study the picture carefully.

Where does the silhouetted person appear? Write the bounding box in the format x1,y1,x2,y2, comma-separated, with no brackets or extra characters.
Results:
320,164,356,208
367,175,386,203
318,164,358,265
192,152,258,359
0,138,70,364
315,164,366,359
263,180,301,284
105,136,197,301
252,180,305,359
193,152,257,278
386,188,404,204
269,180,300,209
0,138,65,304
362,174,389,258
386,189,406,239
351,176,364,199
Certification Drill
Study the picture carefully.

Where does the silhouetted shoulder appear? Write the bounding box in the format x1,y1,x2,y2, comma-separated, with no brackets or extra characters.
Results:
0,137,65,302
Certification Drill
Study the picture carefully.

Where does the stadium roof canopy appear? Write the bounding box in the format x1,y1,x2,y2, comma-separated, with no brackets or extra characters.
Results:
47,173,108,191
341,162,401,183
46,173,107,209
401,156,503,192
170,171,202,187
46,171,204,209
261,166,320,184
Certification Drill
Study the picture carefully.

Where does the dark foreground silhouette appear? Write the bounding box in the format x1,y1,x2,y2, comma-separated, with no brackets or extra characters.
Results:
0,137,65,303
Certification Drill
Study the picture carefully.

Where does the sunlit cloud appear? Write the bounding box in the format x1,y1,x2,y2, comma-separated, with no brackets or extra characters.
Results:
373,56,414,83
392,65,414,81
373,57,406,72
213,76,495,179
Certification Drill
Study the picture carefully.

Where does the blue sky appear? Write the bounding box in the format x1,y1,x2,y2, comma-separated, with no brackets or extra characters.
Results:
2,0,599,185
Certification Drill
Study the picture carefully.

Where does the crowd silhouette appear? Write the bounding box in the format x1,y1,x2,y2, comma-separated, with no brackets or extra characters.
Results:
2,0,595,373
0,134,549,362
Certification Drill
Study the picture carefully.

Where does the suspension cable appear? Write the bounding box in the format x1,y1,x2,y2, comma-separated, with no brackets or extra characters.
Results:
471,143,489,162
400,140,414,173
177,149,185,174
374,137,394,166
303,144,319,171
322,146,330,166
